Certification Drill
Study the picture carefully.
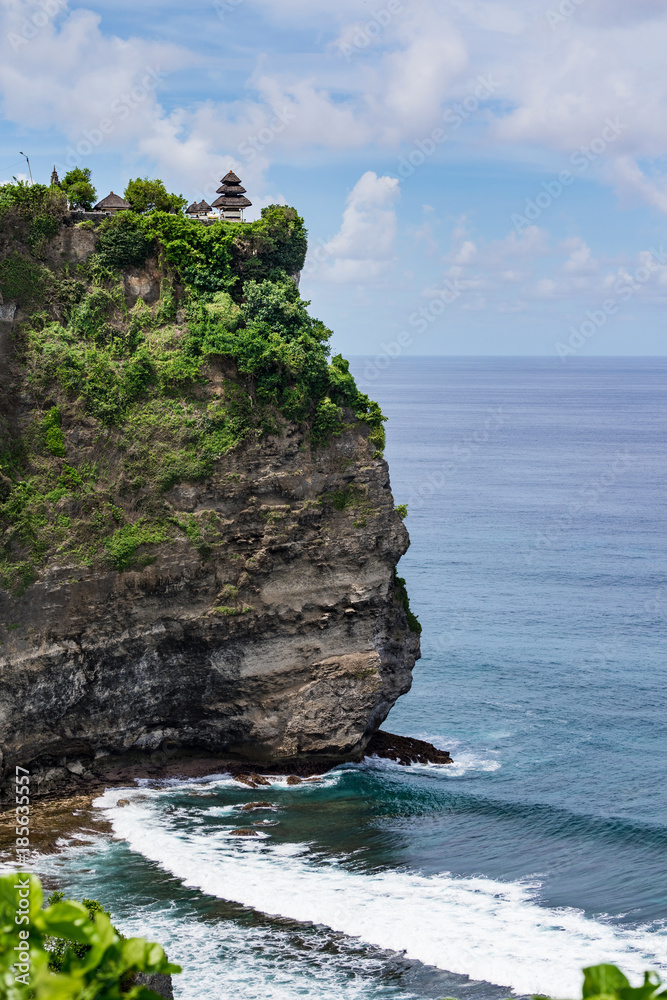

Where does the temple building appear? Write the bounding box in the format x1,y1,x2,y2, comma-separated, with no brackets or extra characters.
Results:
212,170,252,220
50,166,60,187
186,199,212,218
93,192,131,214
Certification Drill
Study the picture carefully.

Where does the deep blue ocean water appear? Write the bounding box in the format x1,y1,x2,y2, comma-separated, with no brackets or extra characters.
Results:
21,358,667,999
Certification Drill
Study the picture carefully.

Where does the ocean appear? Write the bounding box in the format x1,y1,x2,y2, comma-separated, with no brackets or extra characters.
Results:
28,358,667,999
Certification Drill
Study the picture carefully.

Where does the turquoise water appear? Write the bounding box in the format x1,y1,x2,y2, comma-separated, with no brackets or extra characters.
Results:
28,358,667,998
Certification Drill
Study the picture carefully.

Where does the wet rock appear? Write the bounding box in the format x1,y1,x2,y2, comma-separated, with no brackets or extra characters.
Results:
135,973,174,1000
234,774,259,788
365,731,453,766
237,801,274,811
229,827,260,837
286,775,302,785
116,799,130,807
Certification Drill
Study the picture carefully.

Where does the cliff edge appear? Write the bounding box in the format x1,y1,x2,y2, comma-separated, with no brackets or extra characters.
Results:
0,185,420,797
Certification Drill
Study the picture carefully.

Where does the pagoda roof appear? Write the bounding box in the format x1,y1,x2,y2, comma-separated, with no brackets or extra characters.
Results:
212,194,252,209
221,170,241,184
215,183,247,195
94,191,131,211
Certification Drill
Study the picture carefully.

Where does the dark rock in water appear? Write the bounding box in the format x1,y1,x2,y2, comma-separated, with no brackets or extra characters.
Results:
286,775,302,785
366,730,453,766
238,801,274,811
253,819,279,827
229,827,260,837
116,799,130,807
247,773,271,786
234,774,259,788
134,973,174,1000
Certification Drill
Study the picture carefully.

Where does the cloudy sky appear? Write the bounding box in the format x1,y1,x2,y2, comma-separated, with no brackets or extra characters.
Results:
2,0,667,356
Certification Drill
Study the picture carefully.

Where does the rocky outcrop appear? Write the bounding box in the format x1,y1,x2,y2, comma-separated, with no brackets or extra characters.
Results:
0,420,420,797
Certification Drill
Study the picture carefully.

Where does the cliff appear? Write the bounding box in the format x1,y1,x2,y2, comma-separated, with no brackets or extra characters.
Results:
0,184,420,797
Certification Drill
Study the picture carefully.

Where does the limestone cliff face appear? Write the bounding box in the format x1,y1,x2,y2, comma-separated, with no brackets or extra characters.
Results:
0,203,420,796
0,419,418,790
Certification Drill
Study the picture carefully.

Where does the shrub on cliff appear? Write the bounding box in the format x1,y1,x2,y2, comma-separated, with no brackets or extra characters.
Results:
60,168,97,212
0,181,67,258
0,873,180,1000
0,200,386,587
232,204,308,280
123,177,187,215
96,213,155,271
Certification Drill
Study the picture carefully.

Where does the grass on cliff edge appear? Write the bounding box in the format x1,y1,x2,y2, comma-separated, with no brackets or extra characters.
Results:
0,189,387,590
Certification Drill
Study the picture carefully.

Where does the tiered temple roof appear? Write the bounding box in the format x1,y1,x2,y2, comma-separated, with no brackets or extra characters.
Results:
212,170,252,212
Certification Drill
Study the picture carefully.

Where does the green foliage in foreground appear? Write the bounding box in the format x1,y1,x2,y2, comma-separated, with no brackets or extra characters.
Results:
0,874,180,1000
443,965,667,1000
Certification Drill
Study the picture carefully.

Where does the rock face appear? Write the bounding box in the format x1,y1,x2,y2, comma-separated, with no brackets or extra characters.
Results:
0,421,420,795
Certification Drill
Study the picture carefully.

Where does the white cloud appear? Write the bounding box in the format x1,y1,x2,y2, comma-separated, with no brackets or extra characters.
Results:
315,171,400,283
3,0,667,223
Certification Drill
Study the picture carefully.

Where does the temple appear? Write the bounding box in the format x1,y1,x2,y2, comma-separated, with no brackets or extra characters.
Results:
211,170,252,220
93,192,131,214
186,199,212,218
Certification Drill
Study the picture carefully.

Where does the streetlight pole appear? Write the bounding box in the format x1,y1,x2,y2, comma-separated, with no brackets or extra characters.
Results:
18,152,33,185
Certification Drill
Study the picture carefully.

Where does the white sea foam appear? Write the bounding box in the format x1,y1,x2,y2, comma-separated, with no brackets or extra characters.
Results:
95,788,667,997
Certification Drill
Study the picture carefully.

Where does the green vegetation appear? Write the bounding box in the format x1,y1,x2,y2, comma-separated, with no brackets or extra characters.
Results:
0,189,388,590
395,504,408,520
0,181,66,258
443,965,667,1000
96,213,155,271
41,408,66,457
0,873,180,1000
394,571,422,634
123,177,187,215
60,168,96,211
327,485,366,511
0,253,46,305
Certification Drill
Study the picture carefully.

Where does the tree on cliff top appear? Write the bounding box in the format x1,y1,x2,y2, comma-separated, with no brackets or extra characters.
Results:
124,177,187,215
61,168,96,211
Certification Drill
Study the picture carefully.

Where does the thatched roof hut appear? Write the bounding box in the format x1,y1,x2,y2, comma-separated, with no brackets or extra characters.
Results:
186,199,213,217
94,191,131,213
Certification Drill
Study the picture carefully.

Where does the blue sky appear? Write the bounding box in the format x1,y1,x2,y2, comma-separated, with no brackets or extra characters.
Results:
2,0,667,356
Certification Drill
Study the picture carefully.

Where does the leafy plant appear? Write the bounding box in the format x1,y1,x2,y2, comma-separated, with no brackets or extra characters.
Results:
61,168,97,211
96,213,155,271
443,966,667,1000
123,177,186,215
395,504,408,520
394,571,422,634
232,204,308,280
0,182,67,259
41,408,66,457
105,520,170,571
0,873,180,1000
0,253,46,306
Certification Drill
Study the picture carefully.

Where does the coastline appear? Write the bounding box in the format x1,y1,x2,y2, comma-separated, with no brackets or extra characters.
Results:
0,731,452,855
